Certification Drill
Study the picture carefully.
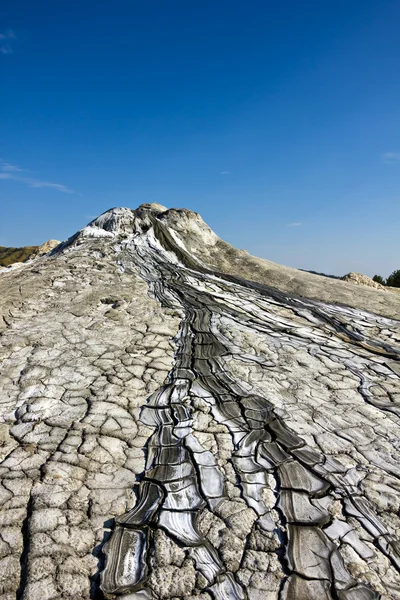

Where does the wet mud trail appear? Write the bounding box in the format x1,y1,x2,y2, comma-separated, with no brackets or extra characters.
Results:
101,216,400,600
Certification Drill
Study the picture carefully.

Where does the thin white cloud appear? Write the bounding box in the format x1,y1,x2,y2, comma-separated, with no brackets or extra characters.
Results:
0,44,13,55
219,171,230,175
0,162,23,172
0,30,16,40
0,160,75,194
286,222,302,227
382,152,400,163
0,30,16,55
28,180,73,193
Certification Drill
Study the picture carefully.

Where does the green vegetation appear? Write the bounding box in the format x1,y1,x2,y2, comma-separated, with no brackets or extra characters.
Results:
386,270,400,288
372,275,386,285
0,246,38,267
373,271,400,288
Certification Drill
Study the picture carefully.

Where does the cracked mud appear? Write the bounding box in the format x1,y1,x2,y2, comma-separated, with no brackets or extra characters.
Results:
0,205,399,600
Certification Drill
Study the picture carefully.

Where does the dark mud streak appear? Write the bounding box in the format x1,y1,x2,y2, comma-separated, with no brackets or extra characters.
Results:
100,214,400,599
16,493,33,600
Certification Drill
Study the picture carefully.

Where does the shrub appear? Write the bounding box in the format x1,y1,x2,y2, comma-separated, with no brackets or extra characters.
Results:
372,275,386,285
386,269,400,288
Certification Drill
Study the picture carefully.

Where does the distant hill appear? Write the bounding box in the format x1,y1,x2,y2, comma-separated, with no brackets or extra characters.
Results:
0,240,60,267
0,245,39,266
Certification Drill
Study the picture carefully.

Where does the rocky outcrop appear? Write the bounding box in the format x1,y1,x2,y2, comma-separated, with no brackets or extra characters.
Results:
341,272,386,290
0,204,399,600
28,239,61,260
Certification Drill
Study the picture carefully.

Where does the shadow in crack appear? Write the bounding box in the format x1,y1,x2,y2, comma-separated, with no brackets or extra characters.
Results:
90,518,114,600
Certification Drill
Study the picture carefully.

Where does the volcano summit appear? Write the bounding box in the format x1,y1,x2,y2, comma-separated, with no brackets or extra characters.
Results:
0,204,399,600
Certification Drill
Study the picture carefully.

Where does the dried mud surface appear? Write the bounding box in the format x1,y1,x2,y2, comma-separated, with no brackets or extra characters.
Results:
0,205,399,600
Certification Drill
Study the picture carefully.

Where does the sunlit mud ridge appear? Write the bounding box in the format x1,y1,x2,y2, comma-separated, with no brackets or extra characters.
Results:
93,206,400,600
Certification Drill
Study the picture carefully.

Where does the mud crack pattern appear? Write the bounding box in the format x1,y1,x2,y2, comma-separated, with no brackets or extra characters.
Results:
101,213,400,600
0,206,399,600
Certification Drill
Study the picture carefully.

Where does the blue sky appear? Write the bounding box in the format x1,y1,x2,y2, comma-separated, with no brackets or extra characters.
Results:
1,0,399,277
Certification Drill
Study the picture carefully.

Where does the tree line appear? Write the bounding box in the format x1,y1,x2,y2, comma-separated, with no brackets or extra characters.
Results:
373,270,400,287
